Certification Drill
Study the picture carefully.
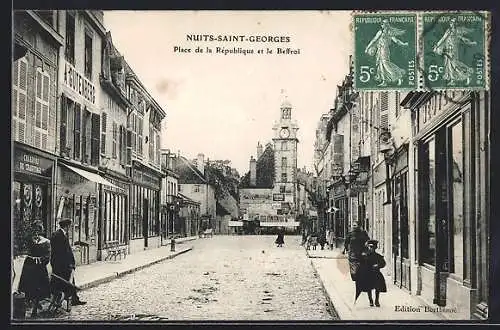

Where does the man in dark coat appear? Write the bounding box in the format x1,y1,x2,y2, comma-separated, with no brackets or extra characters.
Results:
355,240,387,307
343,221,370,281
50,218,86,307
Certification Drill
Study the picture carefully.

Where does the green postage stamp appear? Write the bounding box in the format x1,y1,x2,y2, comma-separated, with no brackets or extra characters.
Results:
423,12,486,89
353,11,489,91
354,13,417,90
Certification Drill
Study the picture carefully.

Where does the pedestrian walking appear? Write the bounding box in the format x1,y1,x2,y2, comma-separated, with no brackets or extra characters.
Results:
354,240,387,307
49,218,86,311
343,221,370,282
318,231,326,250
17,220,51,317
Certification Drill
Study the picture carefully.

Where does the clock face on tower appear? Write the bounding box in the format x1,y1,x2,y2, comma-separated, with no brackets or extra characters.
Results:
280,128,290,138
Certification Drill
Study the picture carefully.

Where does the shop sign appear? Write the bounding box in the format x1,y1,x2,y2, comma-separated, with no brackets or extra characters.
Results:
133,169,160,189
15,148,52,177
273,193,285,201
64,61,96,104
350,181,368,193
103,176,129,194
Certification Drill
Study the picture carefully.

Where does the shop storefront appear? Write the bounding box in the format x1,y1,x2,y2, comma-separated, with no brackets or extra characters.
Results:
13,143,55,256
331,183,348,242
390,144,410,292
56,160,121,265
129,161,161,253
100,170,129,255
407,90,489,319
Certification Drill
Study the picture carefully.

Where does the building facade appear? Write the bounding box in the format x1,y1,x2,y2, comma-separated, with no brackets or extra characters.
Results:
401,90,490,319
55,10,112,266
176,154,217,231
12,10,62,256
160,149,181,240
98,30,132,259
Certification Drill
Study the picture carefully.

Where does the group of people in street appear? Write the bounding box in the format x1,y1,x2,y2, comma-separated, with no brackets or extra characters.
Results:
343,221,387,307
16,218,86,317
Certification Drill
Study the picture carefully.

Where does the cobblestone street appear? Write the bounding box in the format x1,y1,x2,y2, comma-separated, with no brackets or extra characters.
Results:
55,236,335,321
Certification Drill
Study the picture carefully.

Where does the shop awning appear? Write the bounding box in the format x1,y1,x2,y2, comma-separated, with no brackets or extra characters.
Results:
61,163,124,191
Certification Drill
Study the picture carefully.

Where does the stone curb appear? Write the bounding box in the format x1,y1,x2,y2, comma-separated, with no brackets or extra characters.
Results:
305,248,341,320
77,247,193,291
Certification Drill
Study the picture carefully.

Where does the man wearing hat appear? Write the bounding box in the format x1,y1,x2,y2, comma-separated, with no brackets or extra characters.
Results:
50,218,86,308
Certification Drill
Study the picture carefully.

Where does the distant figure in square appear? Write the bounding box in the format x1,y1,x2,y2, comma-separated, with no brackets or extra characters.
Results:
275,227,285,247
355,240,387,307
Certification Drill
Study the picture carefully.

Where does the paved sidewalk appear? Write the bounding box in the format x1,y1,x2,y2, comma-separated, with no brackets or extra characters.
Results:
12,236,198,293
307,247,447,321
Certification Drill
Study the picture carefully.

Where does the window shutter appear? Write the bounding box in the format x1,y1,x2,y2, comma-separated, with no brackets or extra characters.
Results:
112,122,117,158
126,129,132,166
91,113,101,166
101,112,107,154
332,134,344,176
119,125,125,165
42,72,49,131
138,117,143,156
380,92,389,131
156,132,160,164
74,104,81,160
67,100,75,157
60,96,67,155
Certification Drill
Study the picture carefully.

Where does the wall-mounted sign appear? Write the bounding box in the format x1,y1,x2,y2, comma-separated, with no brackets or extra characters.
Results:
14,148,53,177
132,168,161,190
64,61,96,105
273,193,285,201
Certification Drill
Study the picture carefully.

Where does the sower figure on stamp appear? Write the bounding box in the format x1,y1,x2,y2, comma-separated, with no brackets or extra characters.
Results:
343,221,370,287
49,218,86,311
17,220,51,317
365,19,408,87
355,240,387,307
432,17,477,86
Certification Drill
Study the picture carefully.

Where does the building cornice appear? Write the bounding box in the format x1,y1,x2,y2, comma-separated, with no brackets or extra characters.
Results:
83,10,106,37
25,11,64,46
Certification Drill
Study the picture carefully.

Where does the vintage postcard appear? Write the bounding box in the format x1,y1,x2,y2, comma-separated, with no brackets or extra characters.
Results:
11,9,492,323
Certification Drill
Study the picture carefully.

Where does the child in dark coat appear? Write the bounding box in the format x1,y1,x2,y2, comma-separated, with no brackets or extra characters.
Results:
355,240,387,307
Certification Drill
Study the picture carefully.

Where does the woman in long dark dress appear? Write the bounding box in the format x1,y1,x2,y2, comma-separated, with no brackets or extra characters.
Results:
275,227,285,247
17,221,51,317
355,240,387,307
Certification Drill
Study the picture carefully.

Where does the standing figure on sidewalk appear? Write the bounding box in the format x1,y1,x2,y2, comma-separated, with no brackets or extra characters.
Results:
327,229,335,250
17,220,51,317
49,218,86,310
355,240,387,307
343,221,370,282
275,227,285,247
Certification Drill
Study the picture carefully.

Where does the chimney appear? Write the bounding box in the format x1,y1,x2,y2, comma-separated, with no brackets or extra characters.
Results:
250,156,257,186
257,142,263,159
197,153,205,175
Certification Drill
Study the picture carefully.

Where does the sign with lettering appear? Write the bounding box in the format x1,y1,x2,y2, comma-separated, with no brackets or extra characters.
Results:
103,176,129,194
132,168,161,190
273,193,285,201
14,148,53,177
64,61,96,105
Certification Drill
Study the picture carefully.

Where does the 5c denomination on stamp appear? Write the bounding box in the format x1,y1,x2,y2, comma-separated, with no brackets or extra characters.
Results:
354,13,417,91
422,12,487,90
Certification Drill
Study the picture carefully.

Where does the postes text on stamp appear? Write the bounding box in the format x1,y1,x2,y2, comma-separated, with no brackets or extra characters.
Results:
354,13,417,91
422,12,486,90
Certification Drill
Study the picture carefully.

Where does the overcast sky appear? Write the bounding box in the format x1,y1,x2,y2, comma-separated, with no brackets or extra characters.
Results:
103,11,353,175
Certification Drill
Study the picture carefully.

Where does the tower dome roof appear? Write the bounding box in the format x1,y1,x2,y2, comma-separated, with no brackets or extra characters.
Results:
281,99,292,108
